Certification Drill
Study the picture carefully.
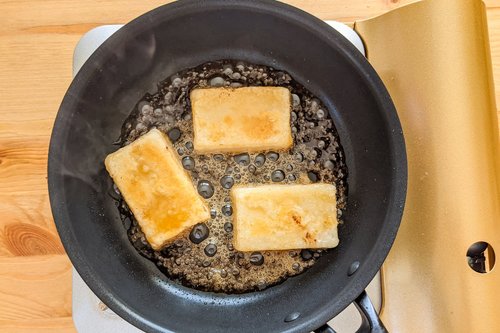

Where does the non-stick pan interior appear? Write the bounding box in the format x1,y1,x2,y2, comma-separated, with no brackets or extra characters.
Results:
48,1,406,332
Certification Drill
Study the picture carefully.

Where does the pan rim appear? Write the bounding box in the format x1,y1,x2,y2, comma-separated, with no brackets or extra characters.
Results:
48,0,407,332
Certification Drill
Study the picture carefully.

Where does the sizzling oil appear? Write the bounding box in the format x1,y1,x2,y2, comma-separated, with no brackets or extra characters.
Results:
114,60,348,293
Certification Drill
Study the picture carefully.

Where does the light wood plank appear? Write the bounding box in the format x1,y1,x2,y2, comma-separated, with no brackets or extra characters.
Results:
0,317,76,333
0,255,71,320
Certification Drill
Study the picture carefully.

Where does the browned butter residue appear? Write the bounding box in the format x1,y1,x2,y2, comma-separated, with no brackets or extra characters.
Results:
116,60,347,293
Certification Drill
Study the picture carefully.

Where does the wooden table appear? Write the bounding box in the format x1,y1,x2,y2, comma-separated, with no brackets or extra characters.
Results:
1,1,499,332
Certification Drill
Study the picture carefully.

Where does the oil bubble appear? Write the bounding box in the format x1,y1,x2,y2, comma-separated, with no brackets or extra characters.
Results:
197,180,214,198
254,154,266,167
189,223,209,244
168,128,181,142
204,244,217,257
182,156,195,170
214,154,224,161
308,171,320,182
224,222,233,233
271,170,285,182
220,175,234,189
300,250,313,261
266,152,279,162
222,204,233,216
210,77,225,87
234,153,250,165
324,160,335,170
250,252,264,266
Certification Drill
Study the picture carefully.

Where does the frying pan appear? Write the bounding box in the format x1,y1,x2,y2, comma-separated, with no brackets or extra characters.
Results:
48,0,407,332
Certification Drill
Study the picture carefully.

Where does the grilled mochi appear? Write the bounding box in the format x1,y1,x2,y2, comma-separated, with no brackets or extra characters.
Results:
104,128,210,250
231,184,339,251
190,87,293,153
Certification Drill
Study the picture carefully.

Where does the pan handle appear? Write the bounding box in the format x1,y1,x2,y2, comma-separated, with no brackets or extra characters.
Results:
313,290,388,333
354,290,388,333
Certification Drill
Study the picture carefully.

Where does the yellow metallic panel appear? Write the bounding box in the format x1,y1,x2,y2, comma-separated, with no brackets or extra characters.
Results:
355,0,500,332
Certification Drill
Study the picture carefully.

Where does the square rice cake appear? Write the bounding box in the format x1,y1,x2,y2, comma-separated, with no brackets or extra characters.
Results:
105,128,210,250
190,87,293,153
231,184,339,251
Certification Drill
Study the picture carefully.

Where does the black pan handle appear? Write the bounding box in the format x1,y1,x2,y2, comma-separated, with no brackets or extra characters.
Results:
313,290,388,333
354,290,388,333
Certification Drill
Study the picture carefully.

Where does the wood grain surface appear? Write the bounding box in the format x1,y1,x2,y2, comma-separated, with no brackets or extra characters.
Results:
0,1,499,332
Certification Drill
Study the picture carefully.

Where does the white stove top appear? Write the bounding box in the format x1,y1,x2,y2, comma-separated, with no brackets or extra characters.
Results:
71,23,378,333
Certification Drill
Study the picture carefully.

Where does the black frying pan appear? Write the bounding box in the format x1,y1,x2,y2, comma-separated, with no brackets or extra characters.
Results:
48,1,407,332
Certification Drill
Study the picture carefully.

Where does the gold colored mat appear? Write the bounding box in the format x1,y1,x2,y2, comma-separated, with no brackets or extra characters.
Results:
355,0,500,331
